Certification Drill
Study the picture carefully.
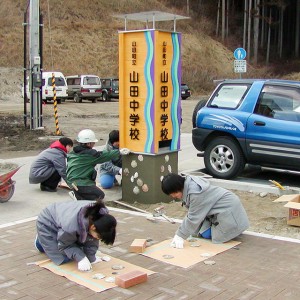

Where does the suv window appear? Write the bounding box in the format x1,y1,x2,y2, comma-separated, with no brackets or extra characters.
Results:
112,79,119,88
255,85,300,121
83,77,100,85
209,84,249,109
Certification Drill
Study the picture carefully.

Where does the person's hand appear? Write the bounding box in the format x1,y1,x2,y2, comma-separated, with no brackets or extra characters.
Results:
118,168,122,175
78,257,92,271
170,234,184,249
91,256,102,265
120,148,130,155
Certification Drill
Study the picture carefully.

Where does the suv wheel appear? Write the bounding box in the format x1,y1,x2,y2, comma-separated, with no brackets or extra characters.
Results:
102,92,108,102
192,99,207,128
74,94,81,103
204,137,245,179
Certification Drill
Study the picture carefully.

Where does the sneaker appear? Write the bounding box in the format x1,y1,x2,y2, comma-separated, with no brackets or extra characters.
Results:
34,235,45,253
69,191,77,201
40,184,57,192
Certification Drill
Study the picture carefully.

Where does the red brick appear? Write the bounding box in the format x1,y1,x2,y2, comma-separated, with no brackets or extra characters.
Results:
129,239,147,253
115,270,148,288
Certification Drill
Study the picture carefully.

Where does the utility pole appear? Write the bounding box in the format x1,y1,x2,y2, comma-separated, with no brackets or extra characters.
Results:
29,0,42,129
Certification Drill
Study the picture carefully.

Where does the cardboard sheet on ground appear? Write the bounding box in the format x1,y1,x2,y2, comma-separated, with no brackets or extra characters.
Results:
142,238,241,268
36,254,155,293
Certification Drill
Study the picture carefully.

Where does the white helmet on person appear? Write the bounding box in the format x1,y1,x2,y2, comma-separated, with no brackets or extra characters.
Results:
77,129,98,143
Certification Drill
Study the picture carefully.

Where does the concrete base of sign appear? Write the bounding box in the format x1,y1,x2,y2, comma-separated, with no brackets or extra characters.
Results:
121,151,178,204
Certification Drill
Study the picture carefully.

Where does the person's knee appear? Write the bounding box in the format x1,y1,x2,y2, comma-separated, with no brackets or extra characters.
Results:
99,174,115,189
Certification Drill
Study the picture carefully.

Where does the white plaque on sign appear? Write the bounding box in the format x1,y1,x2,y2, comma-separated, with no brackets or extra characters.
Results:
234,60,247,73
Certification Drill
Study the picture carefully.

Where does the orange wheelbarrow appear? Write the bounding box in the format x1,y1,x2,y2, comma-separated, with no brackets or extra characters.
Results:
0,163,21,203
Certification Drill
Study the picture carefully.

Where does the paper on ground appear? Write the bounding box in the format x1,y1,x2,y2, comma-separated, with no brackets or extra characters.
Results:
36,253,155,293
142,238,241,268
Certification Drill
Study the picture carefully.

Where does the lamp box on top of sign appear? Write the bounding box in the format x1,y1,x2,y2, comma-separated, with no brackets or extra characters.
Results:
119,30,181,154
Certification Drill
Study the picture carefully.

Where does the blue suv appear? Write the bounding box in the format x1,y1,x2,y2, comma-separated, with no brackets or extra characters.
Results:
192,79,300,179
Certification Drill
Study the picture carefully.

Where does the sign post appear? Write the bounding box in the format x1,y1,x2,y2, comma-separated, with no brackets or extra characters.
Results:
117,11,189,204
233,47,247,78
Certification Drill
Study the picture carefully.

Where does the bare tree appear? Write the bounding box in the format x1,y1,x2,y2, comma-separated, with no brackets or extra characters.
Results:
222,0,226,41
216,0,221,36
243,0,248,49
296,0,300,57
253,0,260,64
266,9,272,64
247,0,252,60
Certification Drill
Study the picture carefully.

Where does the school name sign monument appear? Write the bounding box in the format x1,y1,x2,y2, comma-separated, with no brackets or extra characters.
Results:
117,11,189,203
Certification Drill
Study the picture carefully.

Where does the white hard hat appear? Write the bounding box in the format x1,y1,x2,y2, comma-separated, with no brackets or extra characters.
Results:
77,129,98,143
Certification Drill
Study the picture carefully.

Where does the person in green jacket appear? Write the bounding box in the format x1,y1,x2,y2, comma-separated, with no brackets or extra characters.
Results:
67,129,129,200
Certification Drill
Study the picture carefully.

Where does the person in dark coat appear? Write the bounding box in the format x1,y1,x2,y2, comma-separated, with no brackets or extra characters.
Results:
29,137,73,192
35,200,117,271
161,173,249,248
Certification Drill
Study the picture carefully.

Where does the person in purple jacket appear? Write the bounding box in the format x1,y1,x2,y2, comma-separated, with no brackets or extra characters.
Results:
35,200,117,271
29,137,73,192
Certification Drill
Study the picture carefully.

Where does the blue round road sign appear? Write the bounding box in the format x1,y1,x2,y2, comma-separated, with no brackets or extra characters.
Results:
234,48,247,60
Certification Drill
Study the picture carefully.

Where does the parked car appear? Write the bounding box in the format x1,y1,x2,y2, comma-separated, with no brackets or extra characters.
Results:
181,83,191,100
65,75,101,103
192,79,300,179
24,71,68,104
100,78,119,101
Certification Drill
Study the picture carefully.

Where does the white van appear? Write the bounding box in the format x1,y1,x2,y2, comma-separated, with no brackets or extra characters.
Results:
65,75,101,103
25,71,68,104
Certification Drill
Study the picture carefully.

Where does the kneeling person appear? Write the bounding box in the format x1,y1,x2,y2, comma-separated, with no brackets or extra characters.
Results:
35,200,117,271
161,173,249,248
99,130,122,189
29,137,73,192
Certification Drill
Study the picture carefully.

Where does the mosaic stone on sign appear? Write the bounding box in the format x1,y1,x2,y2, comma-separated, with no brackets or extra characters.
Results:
133,186,140,194
131,160,137,168
142,184,149,192
137,178,143,186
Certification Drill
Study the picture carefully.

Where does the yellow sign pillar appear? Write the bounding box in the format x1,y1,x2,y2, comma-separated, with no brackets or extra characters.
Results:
119,29,181,204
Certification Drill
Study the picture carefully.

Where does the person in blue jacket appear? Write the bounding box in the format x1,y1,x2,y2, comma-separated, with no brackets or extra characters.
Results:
98,130,122,189
35,200,117,271
161,173,249,248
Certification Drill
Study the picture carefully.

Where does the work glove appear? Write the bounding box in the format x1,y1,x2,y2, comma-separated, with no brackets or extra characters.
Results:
120,148,130,155
91,256,102,265
118,168,122,175
170,234,184,249
78,257,92,271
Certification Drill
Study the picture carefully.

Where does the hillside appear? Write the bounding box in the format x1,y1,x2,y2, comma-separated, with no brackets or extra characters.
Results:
0,0,298,97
